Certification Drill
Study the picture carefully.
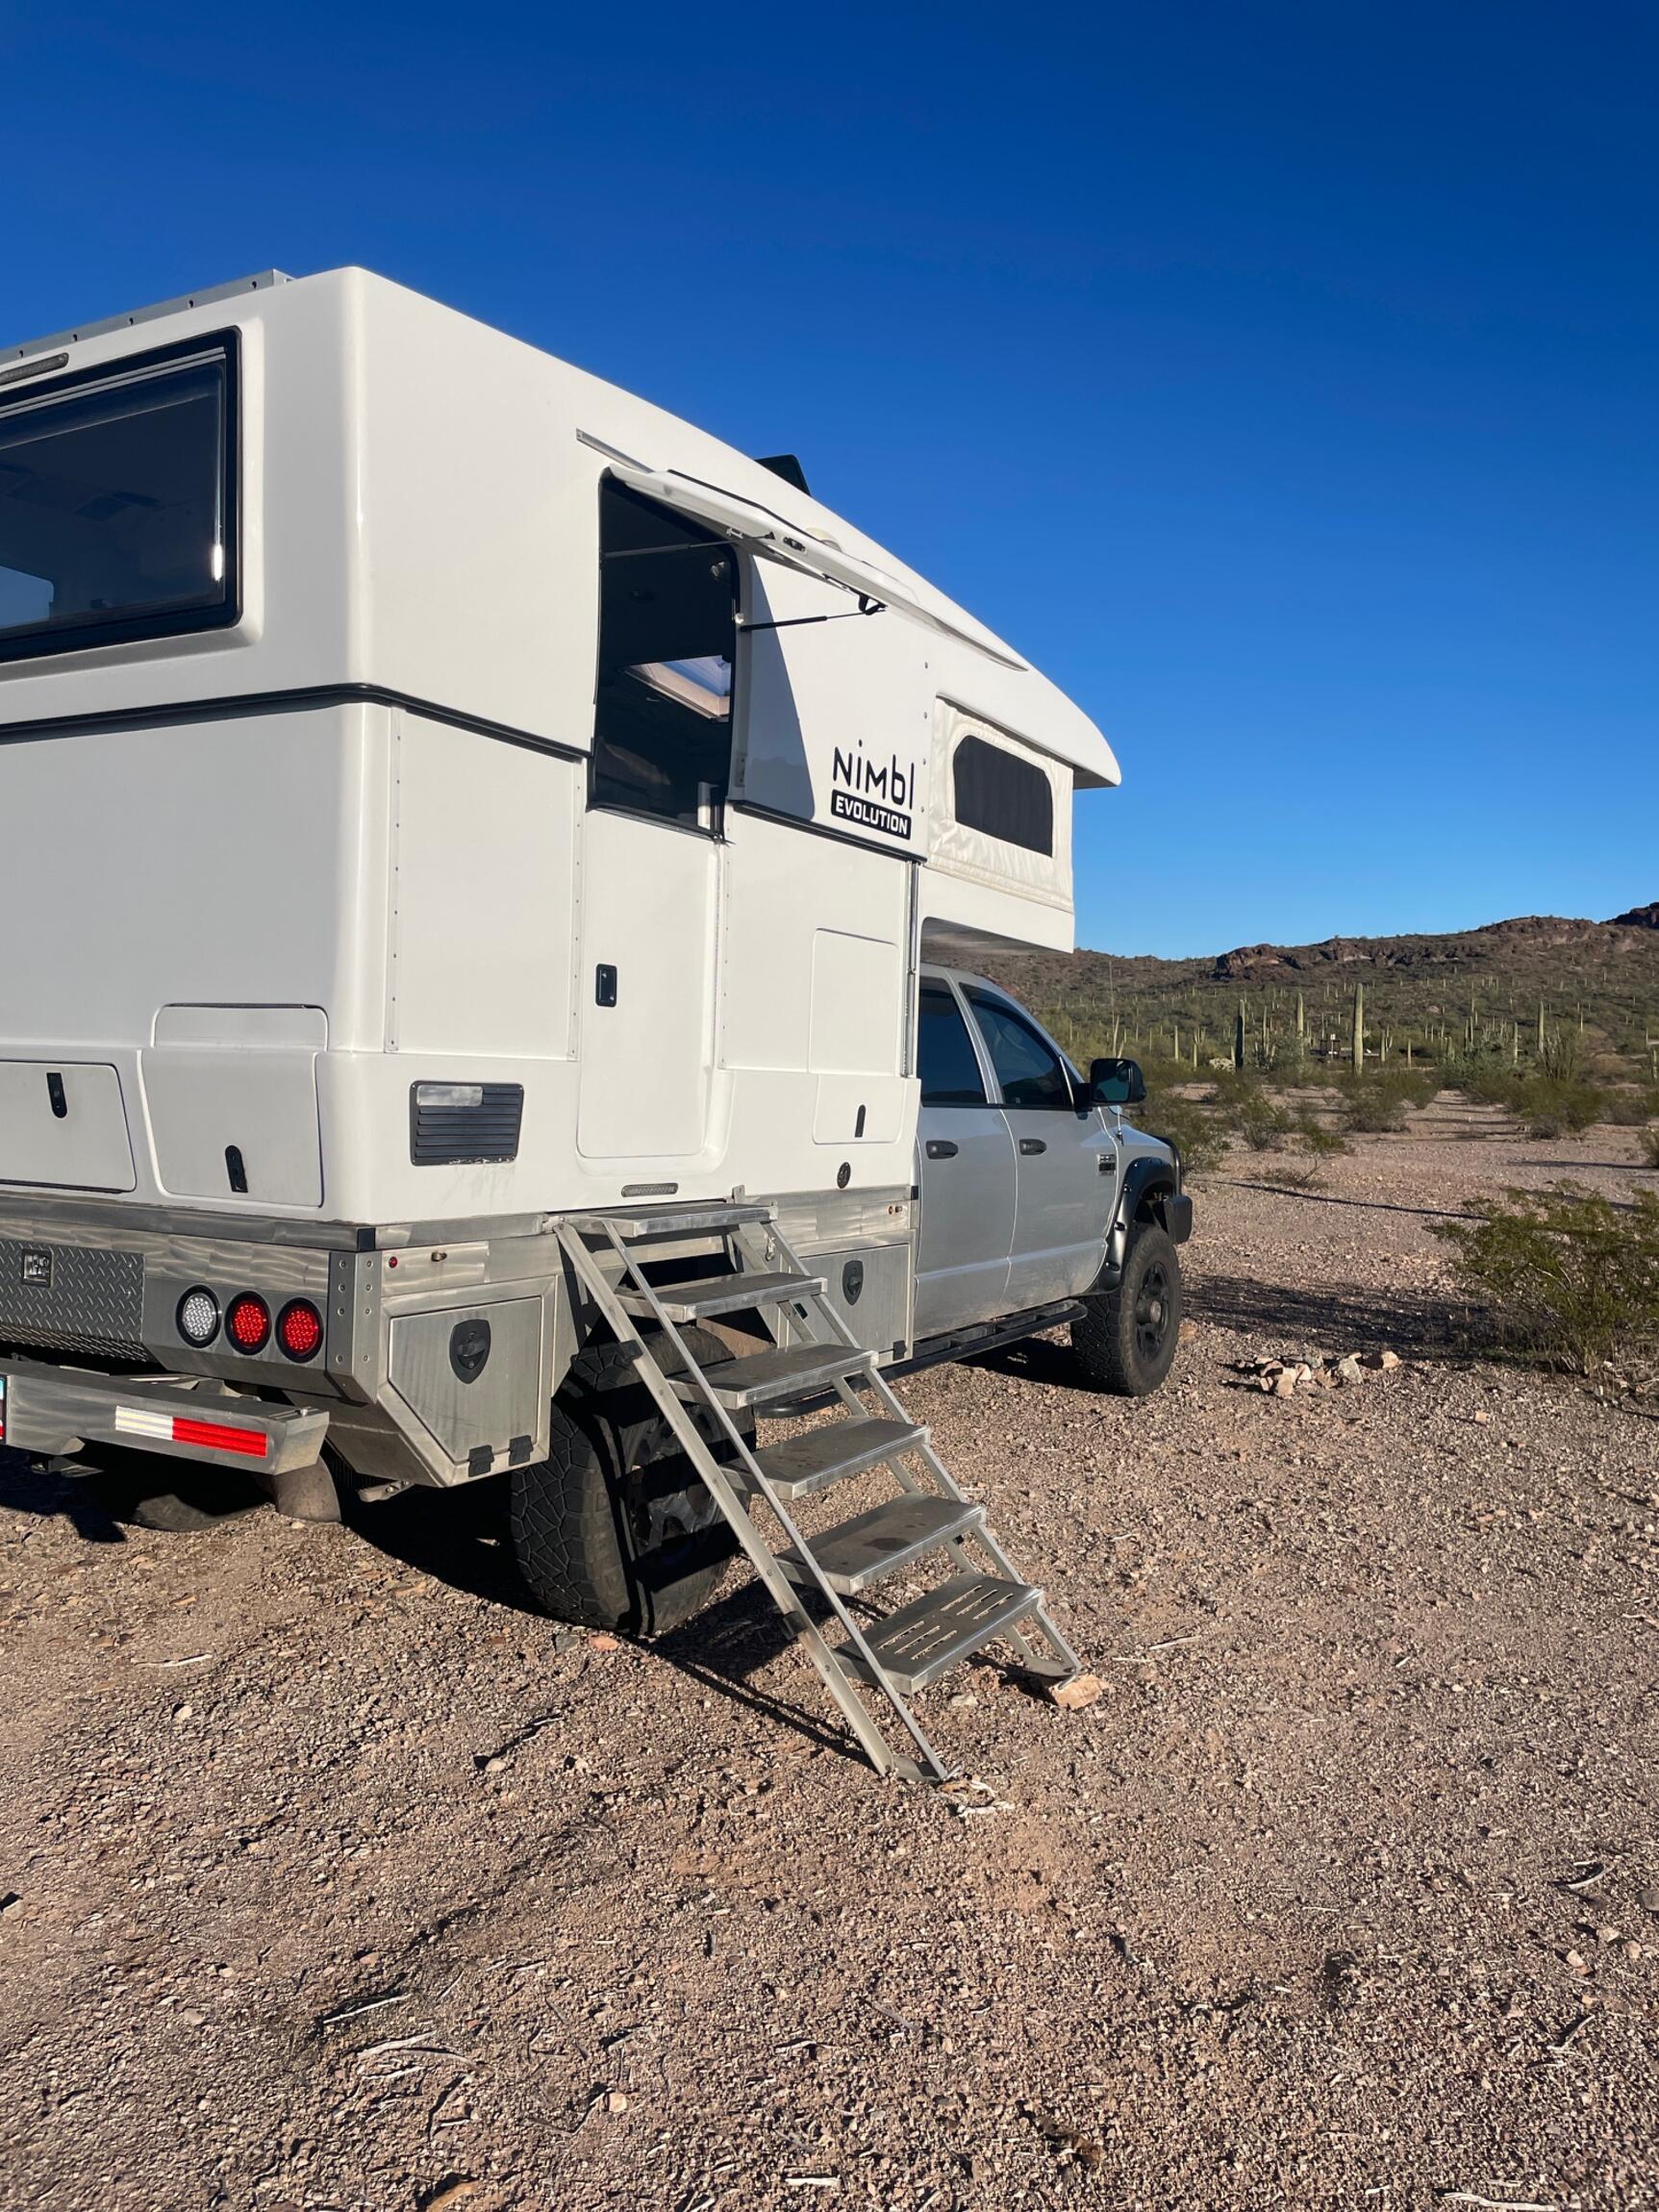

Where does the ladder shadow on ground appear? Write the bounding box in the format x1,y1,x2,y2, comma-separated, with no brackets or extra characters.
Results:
344,1479,879,1765
648,1578,868,1765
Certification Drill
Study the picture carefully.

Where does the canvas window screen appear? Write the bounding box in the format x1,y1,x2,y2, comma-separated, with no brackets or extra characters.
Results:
926,703,1072,911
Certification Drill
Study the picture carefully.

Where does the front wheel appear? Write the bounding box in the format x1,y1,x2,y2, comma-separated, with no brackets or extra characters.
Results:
1071,1221,1182,1396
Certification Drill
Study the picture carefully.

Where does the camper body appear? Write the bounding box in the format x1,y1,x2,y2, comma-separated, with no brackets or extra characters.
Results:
0,271,1187,1626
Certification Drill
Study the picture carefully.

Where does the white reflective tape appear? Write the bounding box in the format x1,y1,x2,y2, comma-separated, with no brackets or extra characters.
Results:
114,1405,175,1442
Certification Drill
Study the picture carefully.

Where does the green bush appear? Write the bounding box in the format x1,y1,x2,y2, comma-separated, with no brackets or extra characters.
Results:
1143,1091,1227,1175
1605,1087,1659,1127
1510,1074,1607,1140
1293,1109,1350,1156
1431,1182,1659,1376
1229,1089,1292,1151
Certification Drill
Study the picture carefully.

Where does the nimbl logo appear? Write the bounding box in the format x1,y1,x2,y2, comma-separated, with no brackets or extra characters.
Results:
830,740,917,842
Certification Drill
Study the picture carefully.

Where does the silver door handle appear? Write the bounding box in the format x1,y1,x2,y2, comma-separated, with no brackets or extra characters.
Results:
925,1139,959,1159
1018,1137,1046,1156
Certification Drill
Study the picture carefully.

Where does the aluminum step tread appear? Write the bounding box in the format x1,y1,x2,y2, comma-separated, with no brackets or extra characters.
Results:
783,1494,983,1595
618,1269,824,1322
672,1342,872,1409
581,1202,776,1240
750,1416,927,1499
838,1571,1043,1695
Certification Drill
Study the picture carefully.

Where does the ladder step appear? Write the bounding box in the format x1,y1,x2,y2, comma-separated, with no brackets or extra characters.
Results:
618,1269,825,1322
783,1495,984,1595
580,1202,775,1240
671,1342,872,1409
837,1572,1043,1695
750,1416,927,1500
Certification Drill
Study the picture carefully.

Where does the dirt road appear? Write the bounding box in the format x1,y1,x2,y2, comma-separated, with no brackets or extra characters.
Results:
2,1108,1655,2209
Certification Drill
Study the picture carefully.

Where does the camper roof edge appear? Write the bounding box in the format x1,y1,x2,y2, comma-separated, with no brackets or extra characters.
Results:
3,271,293,363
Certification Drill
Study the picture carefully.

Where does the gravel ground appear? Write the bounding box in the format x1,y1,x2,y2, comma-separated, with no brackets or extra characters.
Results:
2,1106,1656,2211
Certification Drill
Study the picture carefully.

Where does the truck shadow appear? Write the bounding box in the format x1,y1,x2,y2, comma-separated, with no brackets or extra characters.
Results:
0,1447,130,1542
970,1275,1468,1379
347,1481,876,1766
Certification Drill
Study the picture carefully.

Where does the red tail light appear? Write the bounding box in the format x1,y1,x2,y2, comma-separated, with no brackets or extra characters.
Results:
276,1299,323,1362
225,1293,272,1354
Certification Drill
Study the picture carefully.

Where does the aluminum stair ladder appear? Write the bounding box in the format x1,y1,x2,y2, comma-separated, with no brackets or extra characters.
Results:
554,1200,1083,1783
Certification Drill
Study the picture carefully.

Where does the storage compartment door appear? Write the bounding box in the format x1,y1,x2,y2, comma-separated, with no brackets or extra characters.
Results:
577,810,716,1161
0,1062,136,1192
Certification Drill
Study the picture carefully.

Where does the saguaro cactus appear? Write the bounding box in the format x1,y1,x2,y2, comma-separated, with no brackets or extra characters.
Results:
1234,999,1246,1071
1351,981,1365,1074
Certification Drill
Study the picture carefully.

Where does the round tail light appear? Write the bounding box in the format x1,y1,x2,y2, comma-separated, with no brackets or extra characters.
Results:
176,1288,220,1348
276,1298,323,1363
225,1292,272,1355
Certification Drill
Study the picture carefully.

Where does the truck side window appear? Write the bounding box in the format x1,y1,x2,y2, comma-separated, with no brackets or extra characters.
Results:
918,984,988,1106
591,479,736,829
965,990,1073,1110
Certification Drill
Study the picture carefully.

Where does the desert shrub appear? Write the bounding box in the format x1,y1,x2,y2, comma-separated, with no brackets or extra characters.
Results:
1641,1126,1659,1169
1229,1090,1293,1151
1340,1078,1409,1133
1292,1110,1350,1156
1510,1073,1607,1140
1143,1092,1227,1175
1443,1056,1518,1108
1431,1182,1659,1376
1605,1087,1659,1126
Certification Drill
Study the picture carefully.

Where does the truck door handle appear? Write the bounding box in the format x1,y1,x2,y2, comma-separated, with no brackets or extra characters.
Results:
925,1139,958,1160
1018,1137,1046,1155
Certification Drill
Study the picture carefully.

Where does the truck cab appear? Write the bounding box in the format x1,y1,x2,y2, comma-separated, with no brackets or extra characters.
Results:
913,968,1190,1394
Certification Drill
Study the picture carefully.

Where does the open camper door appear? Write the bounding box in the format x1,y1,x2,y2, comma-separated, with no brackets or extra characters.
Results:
575,480,735,1166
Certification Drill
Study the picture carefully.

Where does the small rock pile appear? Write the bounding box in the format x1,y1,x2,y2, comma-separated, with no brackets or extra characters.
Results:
1232,1347,1401,1396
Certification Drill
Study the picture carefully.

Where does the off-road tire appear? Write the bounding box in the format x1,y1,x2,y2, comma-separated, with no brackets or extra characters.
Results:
1071,1221,1182,1396
509,1326,752,1636
81,1446,269,1531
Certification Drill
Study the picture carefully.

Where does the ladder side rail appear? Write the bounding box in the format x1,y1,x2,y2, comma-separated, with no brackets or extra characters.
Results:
762,1221,1082,1682
556,1223,917,1780
730,1222,934,1499
593,1221,956,1778
762,1219,974,1502
570,1222,953,1781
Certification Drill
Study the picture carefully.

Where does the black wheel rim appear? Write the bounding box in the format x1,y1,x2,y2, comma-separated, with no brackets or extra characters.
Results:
1134,1262,1172,1367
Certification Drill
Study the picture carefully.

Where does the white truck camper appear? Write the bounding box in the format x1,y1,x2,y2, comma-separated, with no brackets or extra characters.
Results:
0,270,1191,1780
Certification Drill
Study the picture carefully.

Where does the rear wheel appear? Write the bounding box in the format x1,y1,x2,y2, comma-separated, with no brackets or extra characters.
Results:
1071,1220,1182,1396
509,1326,752,1636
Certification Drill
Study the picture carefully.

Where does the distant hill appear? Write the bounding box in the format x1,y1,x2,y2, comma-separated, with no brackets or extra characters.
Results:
980,907,1659,1071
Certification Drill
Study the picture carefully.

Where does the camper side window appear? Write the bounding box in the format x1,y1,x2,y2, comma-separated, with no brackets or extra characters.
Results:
951,735,1053,855
0,337,237,664
591,480,736,829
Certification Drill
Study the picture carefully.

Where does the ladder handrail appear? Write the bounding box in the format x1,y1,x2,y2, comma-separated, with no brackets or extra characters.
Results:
558,1217,951,1781
750,1219,1084,1683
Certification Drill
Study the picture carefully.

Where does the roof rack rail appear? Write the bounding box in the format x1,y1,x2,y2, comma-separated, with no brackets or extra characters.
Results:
4,270,292,364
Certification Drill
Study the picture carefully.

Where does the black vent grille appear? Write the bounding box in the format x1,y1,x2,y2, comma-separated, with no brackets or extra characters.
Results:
410,1083,524,1166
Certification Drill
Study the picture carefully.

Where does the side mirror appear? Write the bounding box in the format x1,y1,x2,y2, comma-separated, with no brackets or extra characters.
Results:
1090,1056,1146,1107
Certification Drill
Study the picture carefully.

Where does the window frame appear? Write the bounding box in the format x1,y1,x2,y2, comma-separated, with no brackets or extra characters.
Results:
917,977,993,1108
963,985,1079,1113
587,473,742,840
0,329,241,666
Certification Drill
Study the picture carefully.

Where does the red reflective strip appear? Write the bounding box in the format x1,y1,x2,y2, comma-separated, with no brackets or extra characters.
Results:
171,1416,269,1459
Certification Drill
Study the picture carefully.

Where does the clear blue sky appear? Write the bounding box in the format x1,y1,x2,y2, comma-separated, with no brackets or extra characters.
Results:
6,0,1654,956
